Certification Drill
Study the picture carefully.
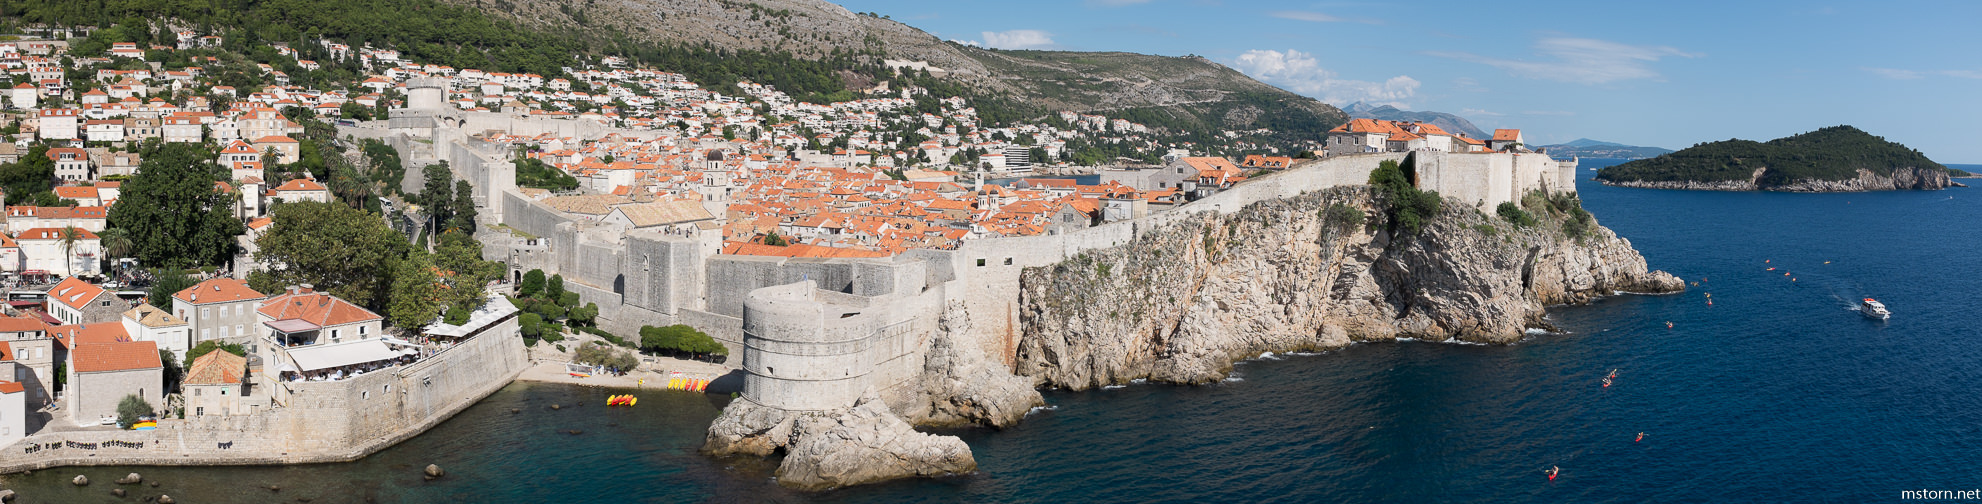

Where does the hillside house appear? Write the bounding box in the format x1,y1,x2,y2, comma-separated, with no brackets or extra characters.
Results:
63,323,162,426
121,303,191,361
47,147,90,181
0,378,21,445
0,316,55,405
47,277,122,325
1490,129,1525,152
173,278,268,347
182,349,251,417
16,228,99,277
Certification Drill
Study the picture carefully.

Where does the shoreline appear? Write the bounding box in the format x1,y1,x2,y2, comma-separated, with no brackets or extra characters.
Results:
513,360,743,394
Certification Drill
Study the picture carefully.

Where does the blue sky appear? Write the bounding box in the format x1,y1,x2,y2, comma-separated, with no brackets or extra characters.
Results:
835,0,1982,162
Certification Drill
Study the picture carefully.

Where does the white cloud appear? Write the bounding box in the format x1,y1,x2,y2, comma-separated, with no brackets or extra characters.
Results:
1229,49,1419,105
1271,11,1344,22
1460,108,1503,117
1861,67,1982,80
1431,37,1699,85
979,30,1056,50
1269,10,1379,24
1862,67,1923,80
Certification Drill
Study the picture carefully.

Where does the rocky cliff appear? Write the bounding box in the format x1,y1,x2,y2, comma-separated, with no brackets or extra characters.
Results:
1601,166,1951,192
1014,186,1683,390
704,392,976,491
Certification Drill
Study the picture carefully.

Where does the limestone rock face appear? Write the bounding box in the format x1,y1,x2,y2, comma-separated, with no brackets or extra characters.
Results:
775,394,976,491
905,303,1044,429
703,399,800,458
704,393,976,491
1015,187,1685,389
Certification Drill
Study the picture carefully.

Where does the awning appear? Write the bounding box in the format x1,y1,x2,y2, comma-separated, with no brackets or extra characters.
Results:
379,337,418,347
264,319,321,334
285,340,401,372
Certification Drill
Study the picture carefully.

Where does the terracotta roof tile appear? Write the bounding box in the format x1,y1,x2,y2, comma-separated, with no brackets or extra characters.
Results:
258,290,382,328
73,339,160,373
174,278,266,304
183,349,246,385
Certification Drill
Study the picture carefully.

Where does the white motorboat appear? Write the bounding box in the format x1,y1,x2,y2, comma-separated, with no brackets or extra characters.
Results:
1859,298,1890,320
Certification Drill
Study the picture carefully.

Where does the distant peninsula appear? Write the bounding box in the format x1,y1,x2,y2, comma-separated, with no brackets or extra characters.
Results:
1595,126,1954,191
1540,139,1672,160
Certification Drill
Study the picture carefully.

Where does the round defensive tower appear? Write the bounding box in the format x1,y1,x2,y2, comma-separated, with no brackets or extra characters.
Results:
740,281,880,411
406,77,447,110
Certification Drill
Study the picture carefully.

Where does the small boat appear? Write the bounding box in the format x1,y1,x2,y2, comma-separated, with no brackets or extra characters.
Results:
565,363,593,378
1859,298,1891,321
607,395,637,406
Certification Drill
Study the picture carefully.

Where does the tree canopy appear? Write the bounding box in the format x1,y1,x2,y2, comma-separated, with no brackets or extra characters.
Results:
1597,126,1949,185
251,201,409,310
105,142,243,269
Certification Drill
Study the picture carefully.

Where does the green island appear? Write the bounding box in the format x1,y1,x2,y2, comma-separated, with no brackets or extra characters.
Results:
1596,126,1963,190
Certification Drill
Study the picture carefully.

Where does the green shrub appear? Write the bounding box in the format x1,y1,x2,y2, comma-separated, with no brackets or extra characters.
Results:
1473,224,1498,236
116,394,152,428
1496,202,1537,227
1368,160,1441,233
1323,203,1365,230
639,324,730,360
518,269,545,298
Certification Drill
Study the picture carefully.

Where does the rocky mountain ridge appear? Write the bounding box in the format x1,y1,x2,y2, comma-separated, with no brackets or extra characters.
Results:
450,0,1346,140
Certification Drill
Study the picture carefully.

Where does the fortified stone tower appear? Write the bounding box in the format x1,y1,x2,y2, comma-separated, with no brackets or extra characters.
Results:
405,77,447,111
740,281,880,411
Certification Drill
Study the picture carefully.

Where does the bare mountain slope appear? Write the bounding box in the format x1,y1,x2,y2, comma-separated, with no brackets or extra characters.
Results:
454,0,1344,138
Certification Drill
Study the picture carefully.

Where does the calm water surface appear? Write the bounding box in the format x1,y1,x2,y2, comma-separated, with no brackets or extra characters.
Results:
5,159,1978,503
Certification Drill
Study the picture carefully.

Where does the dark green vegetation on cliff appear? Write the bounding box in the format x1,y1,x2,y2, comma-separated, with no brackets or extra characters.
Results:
1596,126,1947,185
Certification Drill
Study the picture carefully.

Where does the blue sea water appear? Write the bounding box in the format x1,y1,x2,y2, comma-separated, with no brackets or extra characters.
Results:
7,159,1979,503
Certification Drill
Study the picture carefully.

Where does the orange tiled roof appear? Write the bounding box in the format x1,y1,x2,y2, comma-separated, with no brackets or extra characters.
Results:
183,349,246,386
258,289,382,328
174,278,266,304
48,277,107,310
73,339,160,373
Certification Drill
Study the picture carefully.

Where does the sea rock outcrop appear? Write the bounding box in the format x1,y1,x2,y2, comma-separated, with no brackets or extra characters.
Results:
705,392,976,491
1015,186,1684,389
902,303,1044,429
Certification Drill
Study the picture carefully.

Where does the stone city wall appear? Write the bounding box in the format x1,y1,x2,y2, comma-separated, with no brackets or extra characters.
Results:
0,317,526,473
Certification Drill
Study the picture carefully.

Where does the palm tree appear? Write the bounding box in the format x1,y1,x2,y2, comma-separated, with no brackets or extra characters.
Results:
56,225,84,278
96,227,133,278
